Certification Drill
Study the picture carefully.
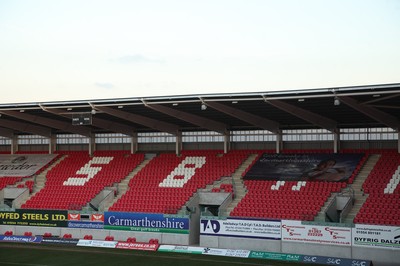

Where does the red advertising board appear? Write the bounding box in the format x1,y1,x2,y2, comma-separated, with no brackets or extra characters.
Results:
116,242,158,251
68,213,81,221
91,214,104,222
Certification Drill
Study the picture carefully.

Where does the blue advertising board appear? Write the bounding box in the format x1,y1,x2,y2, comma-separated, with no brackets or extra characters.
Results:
104,212,189,234
68,221,104,229
301,255,372,266
0,235,43,243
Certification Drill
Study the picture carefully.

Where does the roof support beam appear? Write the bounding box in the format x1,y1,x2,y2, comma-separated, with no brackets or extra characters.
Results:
0,110,91,137
204,101,280,134
265,99,337,132
0,118,52,137
39,106,136,136
91,105,180,135
144,103,227,134
338,96,399,130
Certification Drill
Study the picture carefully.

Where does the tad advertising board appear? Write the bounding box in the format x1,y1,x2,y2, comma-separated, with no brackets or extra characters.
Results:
281,220,351,246
353,224,400,249
104,212,189,234
200,218,281,240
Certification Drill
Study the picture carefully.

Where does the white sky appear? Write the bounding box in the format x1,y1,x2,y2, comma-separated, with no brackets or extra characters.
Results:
0,0,399,104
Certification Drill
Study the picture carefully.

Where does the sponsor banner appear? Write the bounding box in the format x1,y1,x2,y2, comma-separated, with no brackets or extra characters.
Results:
91,214,104,222
200,218,281,240
77,239,117,248
158,245,204,254
68,221,104,229
353,224,400,249
301,255,372,266
244,153,364,182
41,237,79,245
249,251,302,261
282,220,351,246
104,212,189,234
68,213,81,221
202,248,250,258
116,242,158,251
0,235,43,243
0,209,68,227
0,154,57,177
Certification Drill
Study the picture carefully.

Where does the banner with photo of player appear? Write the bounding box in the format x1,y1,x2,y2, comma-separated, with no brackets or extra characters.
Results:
244,153,364,182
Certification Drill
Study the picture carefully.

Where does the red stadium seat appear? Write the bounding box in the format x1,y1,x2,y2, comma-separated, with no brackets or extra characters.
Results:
149,238,159,244
127,237,136,243
105,236,114,241
84,235,93,240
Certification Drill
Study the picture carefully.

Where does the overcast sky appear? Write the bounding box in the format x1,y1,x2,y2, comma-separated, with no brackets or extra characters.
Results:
0,0,399,104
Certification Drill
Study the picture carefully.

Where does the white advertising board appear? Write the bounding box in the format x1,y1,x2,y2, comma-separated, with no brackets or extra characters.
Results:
353,224,400,249
77,239,117,248
281,220,351,246
202,248,250,258
200,218,281,239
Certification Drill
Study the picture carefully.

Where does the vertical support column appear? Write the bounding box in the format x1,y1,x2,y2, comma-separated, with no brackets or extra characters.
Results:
176,131,182,156
224,131,231,154
398,130,400,154
88,133,95,157
131,132,138,154
276,130,282,154
11,135,18,155
333,128,340,154
48,133,56,154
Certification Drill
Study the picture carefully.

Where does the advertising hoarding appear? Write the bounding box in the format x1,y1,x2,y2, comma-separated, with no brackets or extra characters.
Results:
200,218,281,239
281,220,351,246
0,209,68,227
0,154,57,177
353,224,400,249
104,212,189,234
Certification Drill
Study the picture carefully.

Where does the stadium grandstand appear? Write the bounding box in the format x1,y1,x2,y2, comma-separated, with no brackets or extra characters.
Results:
0,83,399,266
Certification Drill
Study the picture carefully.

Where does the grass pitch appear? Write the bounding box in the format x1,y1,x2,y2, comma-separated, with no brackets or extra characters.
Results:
0,243,312,266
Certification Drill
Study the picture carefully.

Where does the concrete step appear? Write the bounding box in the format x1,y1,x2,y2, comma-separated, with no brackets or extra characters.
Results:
219,153,258,216
104,157,152,211
339,154,380,223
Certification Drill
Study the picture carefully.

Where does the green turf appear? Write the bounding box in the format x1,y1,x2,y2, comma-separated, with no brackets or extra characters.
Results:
0,243,314,266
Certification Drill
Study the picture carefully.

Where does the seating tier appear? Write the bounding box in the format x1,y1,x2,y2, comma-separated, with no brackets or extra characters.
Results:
21,151,144,210
355,150,400,226
231,180,345,220
109,150,248,214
